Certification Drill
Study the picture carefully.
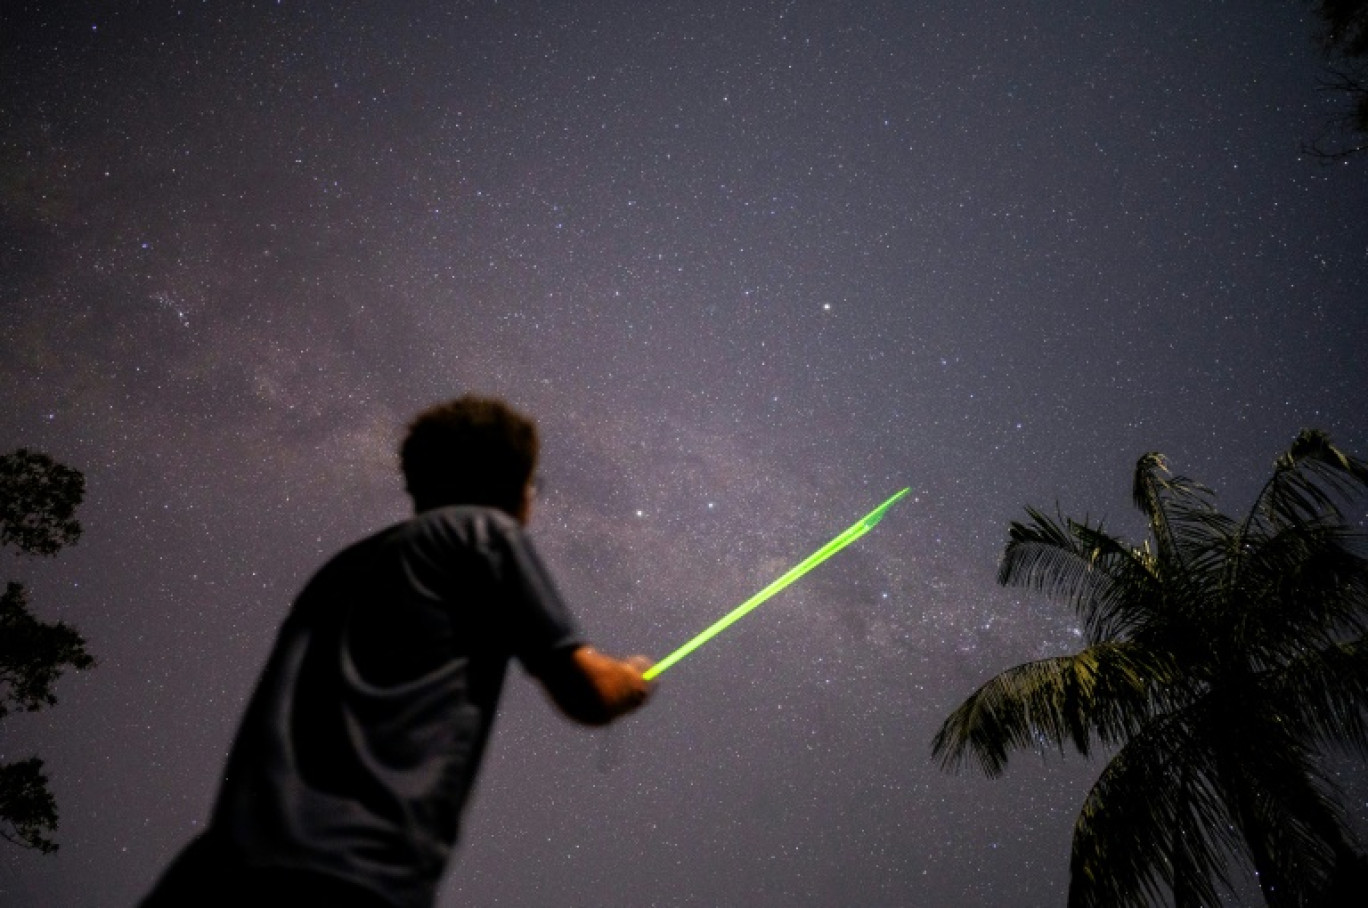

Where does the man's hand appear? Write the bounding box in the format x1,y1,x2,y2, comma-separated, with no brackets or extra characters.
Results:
540,645,655,725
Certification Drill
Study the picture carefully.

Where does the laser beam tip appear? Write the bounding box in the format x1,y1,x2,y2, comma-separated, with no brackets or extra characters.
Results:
862,487,912,528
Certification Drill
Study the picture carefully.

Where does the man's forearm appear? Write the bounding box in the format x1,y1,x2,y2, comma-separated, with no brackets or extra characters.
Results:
541,645,654,725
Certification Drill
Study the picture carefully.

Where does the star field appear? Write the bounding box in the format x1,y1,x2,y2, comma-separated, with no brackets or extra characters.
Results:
2,2,1367,906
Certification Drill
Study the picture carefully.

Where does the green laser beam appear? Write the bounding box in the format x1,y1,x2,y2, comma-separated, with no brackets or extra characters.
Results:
642,488,910,681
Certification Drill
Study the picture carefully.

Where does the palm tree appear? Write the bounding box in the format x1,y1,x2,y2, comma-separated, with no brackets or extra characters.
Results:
933,430,1368,907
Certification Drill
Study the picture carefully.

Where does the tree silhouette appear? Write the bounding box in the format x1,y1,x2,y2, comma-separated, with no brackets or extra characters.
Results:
933,430,1368,907
0,449,83,556
1306,1,1368,157
0,449,93,854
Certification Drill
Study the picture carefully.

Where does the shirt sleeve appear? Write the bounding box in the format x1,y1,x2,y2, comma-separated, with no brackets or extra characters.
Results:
485,516,584,676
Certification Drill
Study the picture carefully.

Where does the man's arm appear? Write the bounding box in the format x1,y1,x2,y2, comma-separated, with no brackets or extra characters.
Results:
536,645,654,726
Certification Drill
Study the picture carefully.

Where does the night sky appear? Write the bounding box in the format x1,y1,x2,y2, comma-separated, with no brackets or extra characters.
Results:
3,2,1367,906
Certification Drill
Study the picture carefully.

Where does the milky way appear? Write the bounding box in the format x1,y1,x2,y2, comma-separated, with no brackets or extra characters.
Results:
2,2,1366,905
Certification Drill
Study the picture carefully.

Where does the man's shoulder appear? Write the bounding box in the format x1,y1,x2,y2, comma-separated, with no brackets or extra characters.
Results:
365,505,525,566
299,507,516,599
309,507,521,586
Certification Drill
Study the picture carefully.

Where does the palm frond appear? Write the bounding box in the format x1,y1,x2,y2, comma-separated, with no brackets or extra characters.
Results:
1255,429,1368,529
1166,506,1240,573
1132,453,1178,565
1208,707,1355,905
1065,521,1168,641
1131,453,1218,573
1263,634,1368,757
1068,708,1240,908
999,508,1161,643
932,643,1176,777
1232,522,1368,659
1151,510,1241,634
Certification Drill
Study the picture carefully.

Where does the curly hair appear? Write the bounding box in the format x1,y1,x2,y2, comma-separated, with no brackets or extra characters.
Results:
399,395,539,515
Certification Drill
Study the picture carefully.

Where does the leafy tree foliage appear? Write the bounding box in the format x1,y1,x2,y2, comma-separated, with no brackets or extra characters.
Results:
0,449,92,854
1307,1,1368,157
0,449,83,556
933,430,1368,907
0,582,94,719
0,758,59,854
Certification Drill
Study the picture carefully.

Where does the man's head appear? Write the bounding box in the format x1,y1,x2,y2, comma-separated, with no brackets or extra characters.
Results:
400,395,539,520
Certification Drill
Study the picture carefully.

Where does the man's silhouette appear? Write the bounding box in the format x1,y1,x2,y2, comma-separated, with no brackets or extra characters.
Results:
142,395,654,907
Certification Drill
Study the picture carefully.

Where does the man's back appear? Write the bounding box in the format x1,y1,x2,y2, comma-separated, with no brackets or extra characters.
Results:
151,507,582,908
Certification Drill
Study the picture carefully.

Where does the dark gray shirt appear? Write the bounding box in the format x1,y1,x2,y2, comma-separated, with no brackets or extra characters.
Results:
210,506,582,908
